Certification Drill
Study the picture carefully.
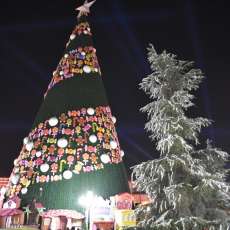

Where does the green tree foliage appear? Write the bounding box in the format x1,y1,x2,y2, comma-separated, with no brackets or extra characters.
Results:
132,45,230,230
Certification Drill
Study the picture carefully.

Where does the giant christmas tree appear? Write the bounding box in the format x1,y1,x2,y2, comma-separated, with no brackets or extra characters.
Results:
7,1,129,211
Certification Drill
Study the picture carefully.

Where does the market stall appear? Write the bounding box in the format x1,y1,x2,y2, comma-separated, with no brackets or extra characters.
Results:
0,208,24,228
40,209,84,230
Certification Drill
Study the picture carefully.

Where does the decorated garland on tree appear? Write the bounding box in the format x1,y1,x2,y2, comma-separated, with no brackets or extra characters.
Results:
10,106,124,196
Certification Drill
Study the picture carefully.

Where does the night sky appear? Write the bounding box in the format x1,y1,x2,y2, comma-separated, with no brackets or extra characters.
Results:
0,0,229,176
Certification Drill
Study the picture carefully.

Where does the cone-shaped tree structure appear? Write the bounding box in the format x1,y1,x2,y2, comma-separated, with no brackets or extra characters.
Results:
8,8,129,211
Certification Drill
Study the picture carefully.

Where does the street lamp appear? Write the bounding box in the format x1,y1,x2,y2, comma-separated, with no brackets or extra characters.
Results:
79,191,95,230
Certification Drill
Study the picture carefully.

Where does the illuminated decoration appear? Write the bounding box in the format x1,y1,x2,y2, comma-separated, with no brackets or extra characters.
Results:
89,134,97,143
120,150,125,158
63,170,73,180
112,116,117,124
10,106,122,194
11,174,20,185
45,46,101,96
71,22,92,37
14,159,19,167
44,20,101,96
23,137,29,145
40,164,50,173
48,117,59,127
36,151,42,158
110,140,118,149
57,138,68,148
100,154,110,164
83,65,91,73
87,107,95,115
8,4,129,209
76,0,96,18
70,34,76,40
25,142,33,151
21,188,28,195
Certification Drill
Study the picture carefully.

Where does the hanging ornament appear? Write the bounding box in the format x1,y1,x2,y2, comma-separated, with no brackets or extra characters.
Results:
110,140,118,149
87,107,95,115
89,135,97,143
36,151,42,158
60,71,64,75
64,54,69,58
120,150,125,157
57,138,68,148
48,117,59,127
83,65,91,73
21,187,28,195
11,174,20,185
23,137,29,145
40,163,49,173
54,175,60,182
81,51,86,56
13,159,19,167
111,116,117,124
70,34,76,40
25,142,34,151
95,68,98,72
63,170,73,180
100,154,110,164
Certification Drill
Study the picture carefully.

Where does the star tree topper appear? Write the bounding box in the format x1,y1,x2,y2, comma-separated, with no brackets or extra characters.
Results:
76,0,96,18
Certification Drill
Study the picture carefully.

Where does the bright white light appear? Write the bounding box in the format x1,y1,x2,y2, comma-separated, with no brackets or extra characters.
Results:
111,116,117,124
78,191,95,208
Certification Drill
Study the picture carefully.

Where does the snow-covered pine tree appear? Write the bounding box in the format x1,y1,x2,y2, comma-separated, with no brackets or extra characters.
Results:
132,45,230,230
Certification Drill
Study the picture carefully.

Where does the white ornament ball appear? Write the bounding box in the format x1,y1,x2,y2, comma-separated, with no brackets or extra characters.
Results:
25,142,34,151
21,188,28,195
70,34,76,40
64,54,69,58
87,107,95,115
83,65,91,73
36,151,42,158
111,116,117,124
89,135,97,143
23,137,29,145
110,140,118,149
63,170,73,180
120,150,125,157
57,138,68,148
60,71,64,75
100,154,110,164
11,174,20,185
13,159,19,167
40,163,49,173
48,117,59,127
81,51,86,56
54,175,60,181
95,68,98,72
